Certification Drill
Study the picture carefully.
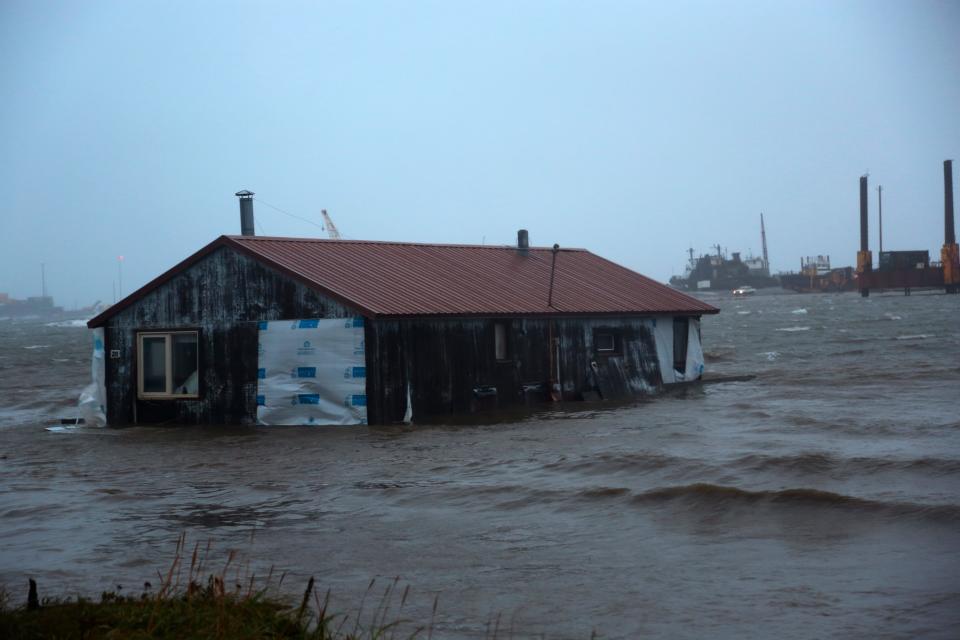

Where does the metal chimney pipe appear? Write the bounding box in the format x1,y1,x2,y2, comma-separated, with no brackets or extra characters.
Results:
945,160,955,245
235,190,255,236
859,176,868,252
517,229,529,255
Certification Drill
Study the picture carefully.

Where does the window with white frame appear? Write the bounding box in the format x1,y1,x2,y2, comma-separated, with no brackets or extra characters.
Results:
138,331,199,398
594,329,620,354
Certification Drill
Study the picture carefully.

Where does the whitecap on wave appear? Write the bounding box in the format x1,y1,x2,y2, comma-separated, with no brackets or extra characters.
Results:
45,319,90,328
776,326,810,332
791,308,808,315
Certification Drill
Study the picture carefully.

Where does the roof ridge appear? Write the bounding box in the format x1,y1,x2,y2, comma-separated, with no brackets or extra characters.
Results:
226,235,588,252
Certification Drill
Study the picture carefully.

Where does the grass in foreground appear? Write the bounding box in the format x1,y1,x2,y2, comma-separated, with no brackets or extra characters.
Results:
1,534,433,640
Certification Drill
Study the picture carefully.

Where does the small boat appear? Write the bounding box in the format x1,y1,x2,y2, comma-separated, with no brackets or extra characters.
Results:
732,285,757,296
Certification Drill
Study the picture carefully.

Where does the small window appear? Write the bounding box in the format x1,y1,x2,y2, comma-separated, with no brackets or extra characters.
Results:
594,329,621,354
494,322,509,361
138,331,199,398
673,317,689,373
596,333,615,352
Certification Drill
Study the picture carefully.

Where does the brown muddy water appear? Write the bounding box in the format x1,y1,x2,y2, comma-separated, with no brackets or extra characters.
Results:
1,292,959,638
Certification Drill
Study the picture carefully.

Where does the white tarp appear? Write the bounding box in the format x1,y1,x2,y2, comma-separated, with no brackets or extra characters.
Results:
256,318,367,426
683,318,705,382
652,317,677,384
651,316,705,384
78,327,106,426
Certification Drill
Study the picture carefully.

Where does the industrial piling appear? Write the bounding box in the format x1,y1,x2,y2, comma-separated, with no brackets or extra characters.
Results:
857,160,960,296
942,160,959,294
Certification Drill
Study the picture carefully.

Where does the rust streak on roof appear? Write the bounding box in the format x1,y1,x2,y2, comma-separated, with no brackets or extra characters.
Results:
88,235,718,327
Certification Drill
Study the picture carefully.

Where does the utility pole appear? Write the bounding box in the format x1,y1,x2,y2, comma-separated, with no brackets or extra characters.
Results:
118,255,124,299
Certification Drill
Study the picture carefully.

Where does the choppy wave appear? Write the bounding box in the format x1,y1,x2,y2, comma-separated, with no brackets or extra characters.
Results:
45,319,90,328
703,347,736,361
544,451,687,474
630,483,960,522
424,481,960,523
733,452,960,476
544,450,960,480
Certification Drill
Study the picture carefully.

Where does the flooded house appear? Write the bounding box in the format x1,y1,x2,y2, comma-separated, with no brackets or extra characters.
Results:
85,197,718,426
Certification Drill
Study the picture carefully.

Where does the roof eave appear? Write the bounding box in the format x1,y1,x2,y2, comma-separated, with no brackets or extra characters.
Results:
372,308,719,320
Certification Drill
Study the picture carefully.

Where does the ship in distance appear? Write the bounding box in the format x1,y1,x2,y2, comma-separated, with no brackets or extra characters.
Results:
669,213,779,292
669,244,779,292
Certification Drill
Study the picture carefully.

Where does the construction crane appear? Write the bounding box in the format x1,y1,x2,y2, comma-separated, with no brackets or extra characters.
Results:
760,212,769,275
321,209,341,239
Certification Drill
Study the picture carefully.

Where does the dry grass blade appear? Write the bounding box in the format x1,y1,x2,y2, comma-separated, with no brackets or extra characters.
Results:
351,577,376,637
427,595,438,640
296,576,314,625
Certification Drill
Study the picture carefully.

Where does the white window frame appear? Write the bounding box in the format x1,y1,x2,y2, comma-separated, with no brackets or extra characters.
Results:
137,330,199,399
596,332,616,353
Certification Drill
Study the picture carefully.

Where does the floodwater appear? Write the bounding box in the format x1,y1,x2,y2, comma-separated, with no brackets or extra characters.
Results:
1,292,958,639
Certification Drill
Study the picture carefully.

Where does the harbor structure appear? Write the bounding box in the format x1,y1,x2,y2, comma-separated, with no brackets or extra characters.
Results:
0,265,63,317
779,256,856,293
85,196,718,426
856,160,960,296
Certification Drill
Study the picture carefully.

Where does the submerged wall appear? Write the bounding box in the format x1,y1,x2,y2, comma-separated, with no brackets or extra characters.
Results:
366,316,673,425
103,247,354,425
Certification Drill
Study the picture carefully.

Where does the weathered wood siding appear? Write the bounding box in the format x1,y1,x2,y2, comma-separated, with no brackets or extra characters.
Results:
104,247,354,425
104,245,683,426
365,317,665,424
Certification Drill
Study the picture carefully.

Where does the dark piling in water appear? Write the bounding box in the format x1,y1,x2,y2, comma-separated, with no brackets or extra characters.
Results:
858,174,871,297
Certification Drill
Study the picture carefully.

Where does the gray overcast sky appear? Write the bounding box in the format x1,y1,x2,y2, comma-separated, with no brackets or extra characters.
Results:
2,0,958,307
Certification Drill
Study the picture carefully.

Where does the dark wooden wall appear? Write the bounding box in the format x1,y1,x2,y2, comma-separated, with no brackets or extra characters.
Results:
104,247,354,425
365,316,666,425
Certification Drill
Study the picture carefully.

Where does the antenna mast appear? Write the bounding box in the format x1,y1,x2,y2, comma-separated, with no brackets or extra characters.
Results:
760,213,769,274
321,209,342,239
41,263,47,298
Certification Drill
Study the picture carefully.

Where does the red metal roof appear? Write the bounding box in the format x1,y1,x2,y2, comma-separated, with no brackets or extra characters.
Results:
88,235,717,327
